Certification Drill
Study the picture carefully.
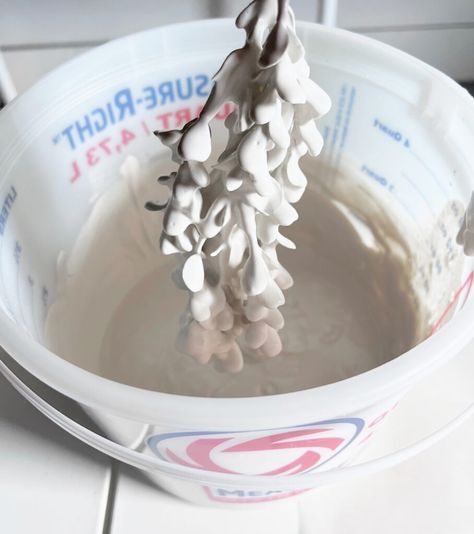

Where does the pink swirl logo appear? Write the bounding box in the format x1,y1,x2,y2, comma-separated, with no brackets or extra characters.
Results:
147,418,364,476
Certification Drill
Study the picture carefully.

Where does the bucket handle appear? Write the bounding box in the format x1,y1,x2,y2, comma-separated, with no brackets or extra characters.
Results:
1,355,473,490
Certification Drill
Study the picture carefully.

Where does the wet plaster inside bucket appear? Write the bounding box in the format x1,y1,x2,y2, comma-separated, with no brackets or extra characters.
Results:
44,157,461,397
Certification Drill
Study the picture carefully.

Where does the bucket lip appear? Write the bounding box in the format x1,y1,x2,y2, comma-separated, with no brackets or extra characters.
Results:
1,18,474,429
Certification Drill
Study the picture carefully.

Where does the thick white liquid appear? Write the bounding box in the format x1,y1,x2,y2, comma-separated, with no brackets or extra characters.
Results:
45,160,429,397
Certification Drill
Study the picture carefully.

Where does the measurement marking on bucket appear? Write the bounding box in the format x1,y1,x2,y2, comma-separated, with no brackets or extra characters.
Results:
408,149,449,198
334,85,356,169
41,285,49,313
14,240,30,329
400,171,437,219
361,164,394,192
0,186,17,236
431,271,474,334
27,275,38,339
372,118,410,148
26,274,43,342
0,241,14,322
64,104,233,185
325,83,357,172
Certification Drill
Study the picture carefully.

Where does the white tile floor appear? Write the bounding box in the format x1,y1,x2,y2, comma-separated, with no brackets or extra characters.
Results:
0,357,111,533
1,338,473,533
111,464,300,534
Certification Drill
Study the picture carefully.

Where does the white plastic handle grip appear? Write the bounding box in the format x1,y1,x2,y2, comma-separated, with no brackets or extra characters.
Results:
1,355,473,490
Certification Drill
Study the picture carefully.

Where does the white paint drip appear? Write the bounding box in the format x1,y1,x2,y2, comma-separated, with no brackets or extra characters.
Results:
147,0,331,371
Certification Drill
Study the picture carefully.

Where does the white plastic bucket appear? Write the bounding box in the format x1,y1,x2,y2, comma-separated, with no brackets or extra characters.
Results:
0,19,473,507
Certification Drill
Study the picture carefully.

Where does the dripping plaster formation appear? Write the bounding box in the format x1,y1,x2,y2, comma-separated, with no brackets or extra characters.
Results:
147,0,331,371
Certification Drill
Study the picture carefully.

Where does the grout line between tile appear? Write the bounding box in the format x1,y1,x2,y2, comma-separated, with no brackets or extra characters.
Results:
98,459,120,534
0,40,106,52
297,500,305,534
346,21,474,34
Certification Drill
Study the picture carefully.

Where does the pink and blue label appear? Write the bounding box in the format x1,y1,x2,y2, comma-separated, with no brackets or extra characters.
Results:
147,417,364,503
